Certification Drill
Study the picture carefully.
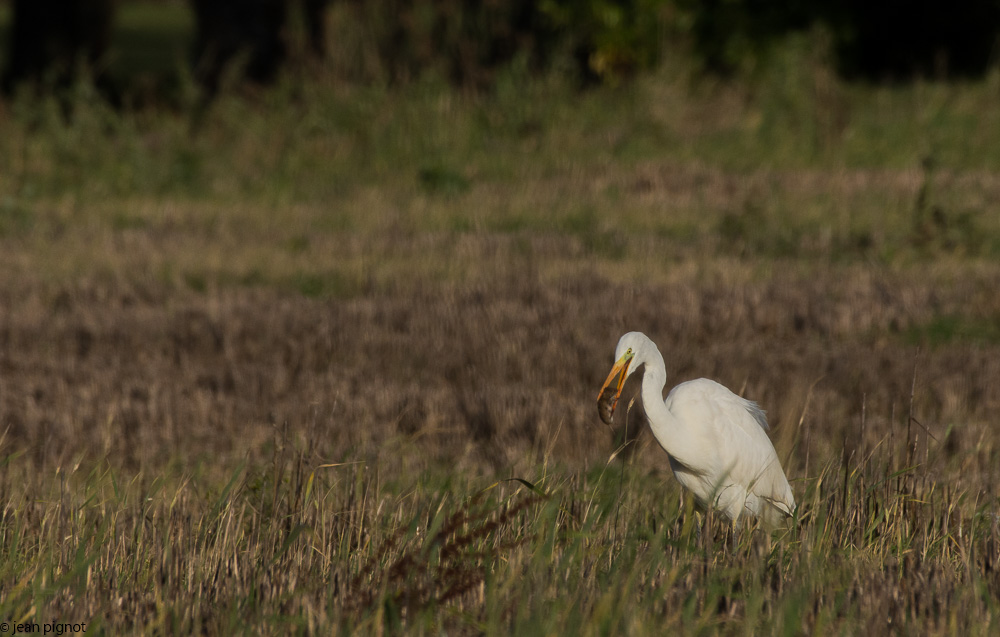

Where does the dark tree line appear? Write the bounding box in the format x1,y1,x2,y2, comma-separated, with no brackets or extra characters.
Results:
190,0,331,93
0,0,331,96
3,0,1000,98
1,0,116,93
688,0,1000,80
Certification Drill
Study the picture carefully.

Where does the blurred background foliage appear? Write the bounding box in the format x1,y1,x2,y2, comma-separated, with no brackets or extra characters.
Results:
2,0,1000,101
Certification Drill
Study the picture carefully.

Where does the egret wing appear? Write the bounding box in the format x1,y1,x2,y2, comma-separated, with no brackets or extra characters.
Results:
665,379,795,524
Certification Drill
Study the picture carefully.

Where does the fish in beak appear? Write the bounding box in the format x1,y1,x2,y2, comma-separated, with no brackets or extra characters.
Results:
596,350,633,425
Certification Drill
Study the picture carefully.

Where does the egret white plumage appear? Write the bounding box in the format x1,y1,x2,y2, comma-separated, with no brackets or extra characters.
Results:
598,332,795,529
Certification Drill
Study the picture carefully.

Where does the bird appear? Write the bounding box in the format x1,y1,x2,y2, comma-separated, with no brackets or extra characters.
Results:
597,331,795,529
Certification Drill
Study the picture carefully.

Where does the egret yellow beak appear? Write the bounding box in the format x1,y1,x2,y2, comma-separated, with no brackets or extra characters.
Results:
596,351,633,424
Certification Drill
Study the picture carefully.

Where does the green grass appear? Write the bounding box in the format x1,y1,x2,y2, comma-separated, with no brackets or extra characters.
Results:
905,314,1000,347
0,443,995,635
3,55,1000,290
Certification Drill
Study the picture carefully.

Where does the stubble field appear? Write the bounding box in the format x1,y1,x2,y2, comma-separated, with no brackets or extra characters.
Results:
0,57,999,633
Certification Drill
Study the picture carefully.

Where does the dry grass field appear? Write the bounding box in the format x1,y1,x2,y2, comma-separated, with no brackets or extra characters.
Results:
0,54,999,632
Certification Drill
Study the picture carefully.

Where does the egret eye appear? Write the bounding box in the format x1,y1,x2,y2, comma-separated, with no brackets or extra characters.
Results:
626,347,633,356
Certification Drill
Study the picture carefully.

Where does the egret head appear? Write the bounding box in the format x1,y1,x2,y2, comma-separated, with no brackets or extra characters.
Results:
597,331,656,425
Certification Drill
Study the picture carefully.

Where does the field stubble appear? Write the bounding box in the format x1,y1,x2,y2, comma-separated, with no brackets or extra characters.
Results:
0,244,998,632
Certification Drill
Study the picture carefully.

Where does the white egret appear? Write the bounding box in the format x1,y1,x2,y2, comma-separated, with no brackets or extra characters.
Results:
597,332,795,528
